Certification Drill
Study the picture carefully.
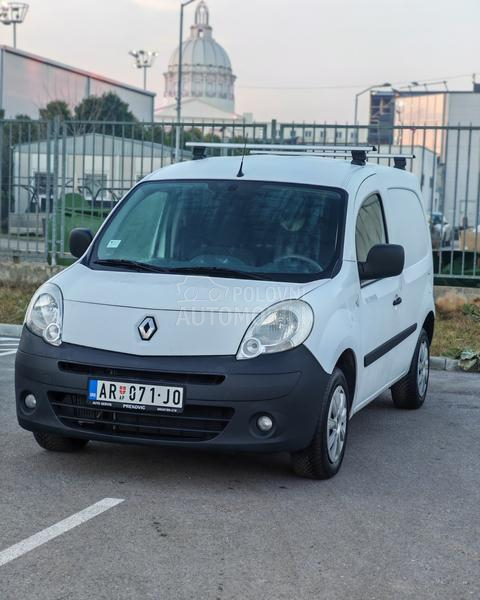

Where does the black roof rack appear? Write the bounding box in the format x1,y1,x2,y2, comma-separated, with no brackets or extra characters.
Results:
351,150,367,166
185,143,415,168
192,146,207,160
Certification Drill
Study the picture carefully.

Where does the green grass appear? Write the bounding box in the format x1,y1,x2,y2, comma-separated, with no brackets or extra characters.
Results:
0,284,37,325
431,309,480,358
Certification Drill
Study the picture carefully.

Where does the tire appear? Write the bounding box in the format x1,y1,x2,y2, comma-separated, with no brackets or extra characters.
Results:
291,368,349,480
391,329,430,410
33,431,89,452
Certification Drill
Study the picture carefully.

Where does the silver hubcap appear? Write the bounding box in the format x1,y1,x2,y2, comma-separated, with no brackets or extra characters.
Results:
327,386,348,463
417,339,429,396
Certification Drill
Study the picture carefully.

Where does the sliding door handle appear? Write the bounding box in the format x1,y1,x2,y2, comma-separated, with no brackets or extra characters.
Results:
393,295,402,306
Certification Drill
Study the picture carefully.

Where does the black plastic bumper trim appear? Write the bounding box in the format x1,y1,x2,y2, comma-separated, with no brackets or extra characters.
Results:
15,327,329,453
364,323,417,368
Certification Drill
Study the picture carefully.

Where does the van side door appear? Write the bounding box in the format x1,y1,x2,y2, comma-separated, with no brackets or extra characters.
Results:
353,186,405,409
382,187,433,377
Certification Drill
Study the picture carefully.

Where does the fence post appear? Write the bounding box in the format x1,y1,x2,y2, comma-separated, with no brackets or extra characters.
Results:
271,119,278,143
0,117,4,238
59,120,68,256
50,116,60,266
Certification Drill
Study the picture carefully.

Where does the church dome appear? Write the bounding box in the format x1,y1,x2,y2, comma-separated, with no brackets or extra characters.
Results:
163,1,236,114
168,25,232,71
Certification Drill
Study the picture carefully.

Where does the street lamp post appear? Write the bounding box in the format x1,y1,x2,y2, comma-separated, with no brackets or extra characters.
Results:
175,0,198,163
129,49,158,90
0,2,29,48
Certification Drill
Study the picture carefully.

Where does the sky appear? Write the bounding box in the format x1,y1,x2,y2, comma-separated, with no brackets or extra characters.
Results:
5,0,480,123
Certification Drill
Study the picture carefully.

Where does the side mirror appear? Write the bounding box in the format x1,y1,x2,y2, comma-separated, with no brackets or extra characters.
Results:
359,244,405,281
69,228,93,258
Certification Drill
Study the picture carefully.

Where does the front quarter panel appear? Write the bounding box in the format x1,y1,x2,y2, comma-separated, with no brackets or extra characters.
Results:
303,262,360,379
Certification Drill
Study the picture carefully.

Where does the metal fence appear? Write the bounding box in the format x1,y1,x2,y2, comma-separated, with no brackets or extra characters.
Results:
1,118,479,284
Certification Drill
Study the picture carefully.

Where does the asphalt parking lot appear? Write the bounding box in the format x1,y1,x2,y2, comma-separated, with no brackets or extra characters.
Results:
0,342,479,600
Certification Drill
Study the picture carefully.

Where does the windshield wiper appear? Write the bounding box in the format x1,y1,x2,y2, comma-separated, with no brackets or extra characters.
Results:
168,266,274,281
93,259,170,273
93,260,273,280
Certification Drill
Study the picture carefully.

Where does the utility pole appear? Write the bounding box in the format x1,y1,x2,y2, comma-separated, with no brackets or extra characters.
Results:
175,0,198,163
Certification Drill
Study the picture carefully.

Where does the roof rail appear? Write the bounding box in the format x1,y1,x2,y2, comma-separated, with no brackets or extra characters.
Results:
251,150,416,169
185,142,415,168
251,151,414,158
186,142,377,153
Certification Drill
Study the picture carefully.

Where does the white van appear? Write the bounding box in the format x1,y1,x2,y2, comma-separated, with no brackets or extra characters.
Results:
15,144,435,479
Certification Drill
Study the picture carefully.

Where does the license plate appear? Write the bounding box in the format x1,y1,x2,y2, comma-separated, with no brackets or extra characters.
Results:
87,379,184,413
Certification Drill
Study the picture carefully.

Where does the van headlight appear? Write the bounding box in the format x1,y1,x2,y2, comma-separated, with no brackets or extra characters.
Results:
25,282,63,346
237,300,314,360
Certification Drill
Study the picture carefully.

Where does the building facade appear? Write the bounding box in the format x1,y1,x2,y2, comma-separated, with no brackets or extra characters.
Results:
10,134,176,235
156,1,239,121
368,90,396,146
368,87,480,226
0,46,155,121
395,90,480,226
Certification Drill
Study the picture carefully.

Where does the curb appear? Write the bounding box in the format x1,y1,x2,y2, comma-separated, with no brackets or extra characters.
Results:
0,323,22,337
429,356,462,372
0,323,471,373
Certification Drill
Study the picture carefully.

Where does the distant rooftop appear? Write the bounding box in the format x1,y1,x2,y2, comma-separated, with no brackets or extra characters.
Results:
371,84,480,98
0,45,155,98
14,133,175,156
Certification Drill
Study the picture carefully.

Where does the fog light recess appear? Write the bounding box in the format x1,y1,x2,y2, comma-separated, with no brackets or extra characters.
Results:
24,393,37,410
256,414,274,433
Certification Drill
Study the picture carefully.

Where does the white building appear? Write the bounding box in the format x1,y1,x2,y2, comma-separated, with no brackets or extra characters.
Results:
394,90,480,226
10,134,176,234
156,1,240,121
0,46,155,121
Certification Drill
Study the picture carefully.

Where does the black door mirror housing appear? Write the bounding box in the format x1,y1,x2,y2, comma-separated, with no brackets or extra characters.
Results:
359,244,405,281
69,228,93,258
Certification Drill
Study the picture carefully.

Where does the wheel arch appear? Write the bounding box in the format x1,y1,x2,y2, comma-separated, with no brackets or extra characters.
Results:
335,348,357,408
422,311,435,346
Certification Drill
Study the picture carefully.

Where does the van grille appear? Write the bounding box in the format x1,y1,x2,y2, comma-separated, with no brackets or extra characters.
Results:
48,393,234,442
57,362,225,386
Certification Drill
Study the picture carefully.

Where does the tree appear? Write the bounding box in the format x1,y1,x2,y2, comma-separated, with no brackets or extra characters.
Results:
74,92,136,124
39,100,72,121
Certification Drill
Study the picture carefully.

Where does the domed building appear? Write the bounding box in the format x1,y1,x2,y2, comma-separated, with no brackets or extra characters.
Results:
155,1,239,121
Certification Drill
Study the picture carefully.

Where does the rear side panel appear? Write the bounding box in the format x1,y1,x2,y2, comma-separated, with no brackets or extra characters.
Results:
382,185,435,371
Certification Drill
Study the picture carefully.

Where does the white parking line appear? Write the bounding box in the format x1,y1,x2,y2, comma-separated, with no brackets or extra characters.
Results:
0,338,19,357
0,498,124,567
0,342,19,346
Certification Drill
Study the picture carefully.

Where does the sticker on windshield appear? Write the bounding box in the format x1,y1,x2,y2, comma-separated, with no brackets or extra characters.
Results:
107,240,122,248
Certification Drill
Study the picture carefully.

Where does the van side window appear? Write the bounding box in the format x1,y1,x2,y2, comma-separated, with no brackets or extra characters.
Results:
385,189,429,267
355,194,387,262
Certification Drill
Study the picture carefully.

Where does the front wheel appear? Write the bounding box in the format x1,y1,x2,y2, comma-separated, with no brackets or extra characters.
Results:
33,431,89,452
391,329,430,410
291,368,349,480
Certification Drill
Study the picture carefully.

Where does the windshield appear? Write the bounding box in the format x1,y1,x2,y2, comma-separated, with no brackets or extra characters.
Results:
92,180,347,282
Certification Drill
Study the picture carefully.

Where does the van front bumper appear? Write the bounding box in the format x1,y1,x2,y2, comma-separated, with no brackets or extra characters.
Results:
15,328,329,453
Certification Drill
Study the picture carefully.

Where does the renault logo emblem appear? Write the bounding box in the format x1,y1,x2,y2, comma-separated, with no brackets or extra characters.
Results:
138,316,157,341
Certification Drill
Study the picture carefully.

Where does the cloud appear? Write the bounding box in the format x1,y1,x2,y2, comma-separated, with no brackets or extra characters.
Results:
131,0,180,11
